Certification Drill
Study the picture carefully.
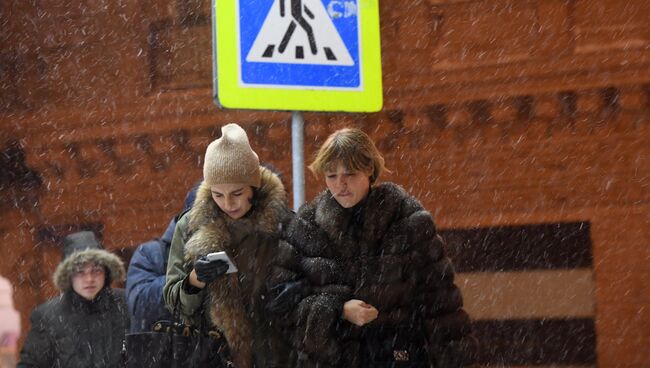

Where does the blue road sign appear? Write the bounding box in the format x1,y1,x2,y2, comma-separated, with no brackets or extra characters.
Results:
214,0,383,112
238,0,361,89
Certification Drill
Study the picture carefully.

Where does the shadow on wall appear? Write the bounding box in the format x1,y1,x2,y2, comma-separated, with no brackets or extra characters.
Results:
0,275,20,367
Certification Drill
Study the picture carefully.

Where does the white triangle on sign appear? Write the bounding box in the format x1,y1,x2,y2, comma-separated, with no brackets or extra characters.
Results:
245,0,354,66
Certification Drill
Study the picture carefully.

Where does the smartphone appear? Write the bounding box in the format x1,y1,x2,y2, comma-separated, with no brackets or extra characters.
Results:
205,251,238,274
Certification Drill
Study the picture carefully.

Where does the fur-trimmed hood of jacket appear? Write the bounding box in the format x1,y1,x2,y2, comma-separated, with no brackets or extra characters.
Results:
183,166,289,368
53,249,126,292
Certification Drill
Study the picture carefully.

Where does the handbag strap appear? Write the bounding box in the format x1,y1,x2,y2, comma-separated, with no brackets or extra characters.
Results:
168,280,202,335
172,288,183,323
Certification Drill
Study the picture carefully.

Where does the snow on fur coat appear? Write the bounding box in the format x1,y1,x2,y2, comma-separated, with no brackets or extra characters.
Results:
164,166,293,368
276,182,477,367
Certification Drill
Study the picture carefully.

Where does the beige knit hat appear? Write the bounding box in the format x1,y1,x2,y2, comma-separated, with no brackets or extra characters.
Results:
203,123,261,187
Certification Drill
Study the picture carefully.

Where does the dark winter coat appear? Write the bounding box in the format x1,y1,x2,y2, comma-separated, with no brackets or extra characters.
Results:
277,182,476,368
163,166,293,368
18,288,129,368
19,232,129,368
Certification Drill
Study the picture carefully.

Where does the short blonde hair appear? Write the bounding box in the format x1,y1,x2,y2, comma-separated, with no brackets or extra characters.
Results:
309,128,388,184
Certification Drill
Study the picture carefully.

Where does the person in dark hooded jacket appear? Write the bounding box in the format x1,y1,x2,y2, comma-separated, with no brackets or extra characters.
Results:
18,230,128,368
126,184,198,333
274,128,477,367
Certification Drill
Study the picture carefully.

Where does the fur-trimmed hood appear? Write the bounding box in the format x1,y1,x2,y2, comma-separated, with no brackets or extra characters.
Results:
183,165,289,368
53,249,126,292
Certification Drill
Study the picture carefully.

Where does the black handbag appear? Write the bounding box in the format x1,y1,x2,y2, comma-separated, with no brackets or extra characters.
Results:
124,320,201,368
123,297,231,367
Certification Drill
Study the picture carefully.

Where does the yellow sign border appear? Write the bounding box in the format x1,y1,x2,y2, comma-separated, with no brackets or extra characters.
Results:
215,0,382,112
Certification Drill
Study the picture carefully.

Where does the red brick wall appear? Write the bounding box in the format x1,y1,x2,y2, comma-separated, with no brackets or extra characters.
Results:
1,0,649,365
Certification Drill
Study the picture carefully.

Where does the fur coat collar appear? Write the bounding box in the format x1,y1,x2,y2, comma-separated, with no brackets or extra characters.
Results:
296,182,431,259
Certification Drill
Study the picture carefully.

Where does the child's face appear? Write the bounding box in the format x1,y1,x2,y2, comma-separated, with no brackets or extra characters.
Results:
71,262,106,300
324,163,371,208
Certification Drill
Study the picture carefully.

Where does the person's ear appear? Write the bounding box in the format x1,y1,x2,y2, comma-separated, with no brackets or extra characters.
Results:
367,169,376,184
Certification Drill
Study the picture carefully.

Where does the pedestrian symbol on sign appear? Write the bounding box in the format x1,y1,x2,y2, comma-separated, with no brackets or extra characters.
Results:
246,0,354,66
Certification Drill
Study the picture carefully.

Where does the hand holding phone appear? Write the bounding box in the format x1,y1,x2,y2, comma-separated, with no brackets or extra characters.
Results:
193,257,229,283
193,252,237,283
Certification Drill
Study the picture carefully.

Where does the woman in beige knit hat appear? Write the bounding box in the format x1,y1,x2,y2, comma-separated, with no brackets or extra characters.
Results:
163,123,294,368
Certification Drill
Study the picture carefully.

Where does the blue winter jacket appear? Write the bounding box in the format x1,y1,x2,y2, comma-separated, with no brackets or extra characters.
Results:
125,219,176,333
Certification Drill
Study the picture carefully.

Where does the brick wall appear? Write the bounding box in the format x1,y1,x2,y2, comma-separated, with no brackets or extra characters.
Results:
1,0,649,365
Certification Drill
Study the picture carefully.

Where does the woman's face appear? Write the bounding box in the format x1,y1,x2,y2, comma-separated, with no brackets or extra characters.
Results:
71,262,106,300
324,163,371,208
210,183,254,219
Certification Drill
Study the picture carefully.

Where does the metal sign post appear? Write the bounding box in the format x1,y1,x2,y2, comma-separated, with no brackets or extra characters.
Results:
291,111,305,210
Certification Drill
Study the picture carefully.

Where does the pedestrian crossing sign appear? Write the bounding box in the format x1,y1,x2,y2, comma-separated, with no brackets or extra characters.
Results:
214,0,383,112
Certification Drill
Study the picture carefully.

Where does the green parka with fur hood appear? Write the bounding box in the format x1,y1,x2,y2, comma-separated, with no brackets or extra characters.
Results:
163,166,293,368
